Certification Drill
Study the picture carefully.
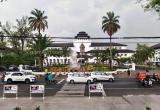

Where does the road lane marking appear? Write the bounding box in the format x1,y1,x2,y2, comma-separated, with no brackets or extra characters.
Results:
57,79,65,84
102,88,106,97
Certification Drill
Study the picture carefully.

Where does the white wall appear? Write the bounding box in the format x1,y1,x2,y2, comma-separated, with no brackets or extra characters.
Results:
73,39,92,52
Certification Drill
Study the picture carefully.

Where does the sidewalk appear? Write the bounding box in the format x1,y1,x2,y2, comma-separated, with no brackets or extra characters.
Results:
0,95,160,110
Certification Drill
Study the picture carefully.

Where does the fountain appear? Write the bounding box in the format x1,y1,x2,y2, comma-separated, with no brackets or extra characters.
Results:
70,49,80,72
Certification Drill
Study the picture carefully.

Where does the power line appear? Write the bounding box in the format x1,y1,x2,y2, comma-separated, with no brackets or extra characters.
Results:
51,41,160,44
1,36,160,39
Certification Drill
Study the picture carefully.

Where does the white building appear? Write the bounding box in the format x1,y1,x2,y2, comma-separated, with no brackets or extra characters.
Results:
44,31,135,66
150,44,160,65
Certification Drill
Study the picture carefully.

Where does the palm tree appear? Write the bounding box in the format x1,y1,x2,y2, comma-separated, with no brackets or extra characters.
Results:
62,46,70,64
1,22,21,54
28,9,48,36
15,16,32,52
31,34,51,68
102,11,120,70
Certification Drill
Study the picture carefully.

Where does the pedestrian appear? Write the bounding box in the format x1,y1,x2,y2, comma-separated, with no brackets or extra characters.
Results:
48,72,53,84
45,73,49,84
127,68,131,77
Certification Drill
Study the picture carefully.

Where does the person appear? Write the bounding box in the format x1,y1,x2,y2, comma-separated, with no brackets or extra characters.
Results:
45,73,49,84
127,68,131,77
146,70,149,74
153,73,158,81
48,72,53,84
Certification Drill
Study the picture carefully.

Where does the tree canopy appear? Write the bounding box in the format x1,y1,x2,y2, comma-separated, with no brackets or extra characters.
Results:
133,43,155,64
139,0,160,16
29,9,48,36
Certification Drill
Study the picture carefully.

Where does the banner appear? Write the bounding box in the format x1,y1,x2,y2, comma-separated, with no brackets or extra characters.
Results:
89,83,103,93
3,85,18,93
30,85,44,93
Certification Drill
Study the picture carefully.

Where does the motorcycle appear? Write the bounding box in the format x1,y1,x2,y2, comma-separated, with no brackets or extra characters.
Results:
142,75,153,87
142,79,153,87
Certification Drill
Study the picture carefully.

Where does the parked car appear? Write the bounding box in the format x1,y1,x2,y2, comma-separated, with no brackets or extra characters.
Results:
90,72,114,82
4,71,36,84
67,72,93,84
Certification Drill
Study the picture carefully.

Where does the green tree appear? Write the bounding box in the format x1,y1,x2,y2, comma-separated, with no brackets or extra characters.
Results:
102,11,120,70
145,106,152,110
31,34,51,68
62,46,70,64
29,9,48,36
91,49,101,64
139,0,160,15
13,107,21,110
133,43,154,64
100,48,117,64
0,0,7,2
0,30,4,42
15,16,32,52
45,48,63,57
1,22,21,55
35,106,40,110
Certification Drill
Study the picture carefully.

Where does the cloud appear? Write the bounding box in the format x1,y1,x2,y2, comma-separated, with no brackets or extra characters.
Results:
0,0,160,49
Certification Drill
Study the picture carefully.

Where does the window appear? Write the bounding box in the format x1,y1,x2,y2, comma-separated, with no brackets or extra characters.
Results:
79,74,85,77
95,72,101,75
61,59,63,64
73,74,79,77
50,59,52,63
53,59,56,63
68,59,70,63
57,59,59,63
12,73,23,76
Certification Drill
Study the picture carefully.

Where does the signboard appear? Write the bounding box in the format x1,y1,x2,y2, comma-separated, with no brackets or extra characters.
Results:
3,85,18,93
89,83,103,93
89,83,104,99
30,85,44,93
3,85,18,99
30,85,45,99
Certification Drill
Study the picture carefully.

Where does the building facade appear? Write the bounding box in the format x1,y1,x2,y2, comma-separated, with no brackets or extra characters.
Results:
150,44,160,65
44,31,135,66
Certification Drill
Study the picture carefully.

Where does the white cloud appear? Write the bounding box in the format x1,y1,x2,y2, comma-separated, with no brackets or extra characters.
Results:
0,0,160,49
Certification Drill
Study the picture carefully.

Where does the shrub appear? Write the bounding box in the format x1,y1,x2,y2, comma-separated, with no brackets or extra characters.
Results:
35,106,40,110
13,107,21,110
145,106,152,110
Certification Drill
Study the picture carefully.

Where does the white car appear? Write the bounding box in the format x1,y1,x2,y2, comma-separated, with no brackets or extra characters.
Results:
67,73,93,84
90,72,114,82
4,72,36,84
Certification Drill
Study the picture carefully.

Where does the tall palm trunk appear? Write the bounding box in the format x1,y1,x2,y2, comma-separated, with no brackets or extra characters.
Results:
109,35,112,70
38,29,41,37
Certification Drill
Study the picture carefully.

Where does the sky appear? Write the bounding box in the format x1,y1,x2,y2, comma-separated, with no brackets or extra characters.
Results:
0,0,160,49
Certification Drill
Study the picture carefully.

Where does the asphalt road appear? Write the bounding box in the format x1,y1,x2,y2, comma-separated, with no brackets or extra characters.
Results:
102,78,160,96
0,76,66,97
1,77,160,97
